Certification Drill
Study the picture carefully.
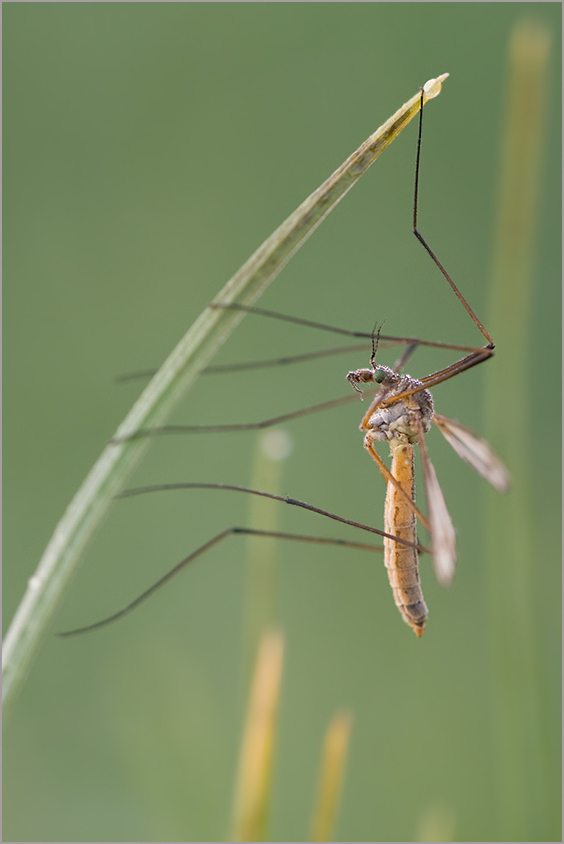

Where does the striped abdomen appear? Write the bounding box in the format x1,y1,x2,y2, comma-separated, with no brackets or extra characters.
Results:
384,440,428,636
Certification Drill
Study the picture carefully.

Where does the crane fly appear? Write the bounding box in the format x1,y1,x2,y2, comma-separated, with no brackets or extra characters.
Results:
60,79,509,640
344,327,509,635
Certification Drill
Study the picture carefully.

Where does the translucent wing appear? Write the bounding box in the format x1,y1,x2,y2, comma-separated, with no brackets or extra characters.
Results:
417,422,457,587
433,413,510,493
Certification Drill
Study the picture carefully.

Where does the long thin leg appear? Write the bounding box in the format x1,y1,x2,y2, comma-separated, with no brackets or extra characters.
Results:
350,87,497,414
210,302,489,356
205,343,372,373
413,87,494,348
378,347,493,408
115,332,485,384
116,342,374,383
116,481,431,552
419,349,492,385
112,393,360,440
58,527,388,637
392,343,419,373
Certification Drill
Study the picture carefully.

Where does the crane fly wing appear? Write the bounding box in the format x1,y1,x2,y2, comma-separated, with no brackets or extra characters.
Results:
417,424,457,587
433,413,510,493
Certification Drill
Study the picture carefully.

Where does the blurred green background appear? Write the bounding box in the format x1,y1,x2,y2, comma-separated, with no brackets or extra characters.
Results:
4,4,561,842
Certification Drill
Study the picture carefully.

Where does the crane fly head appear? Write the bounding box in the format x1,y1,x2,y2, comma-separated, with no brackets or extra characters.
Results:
342,319,389,396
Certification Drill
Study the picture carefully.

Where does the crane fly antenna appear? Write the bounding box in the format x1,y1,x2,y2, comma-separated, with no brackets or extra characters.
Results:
370,319,386,370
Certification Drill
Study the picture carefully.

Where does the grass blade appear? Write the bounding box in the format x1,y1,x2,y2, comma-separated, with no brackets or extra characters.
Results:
483,21,555,840
309,711,353,842
230,630,284,841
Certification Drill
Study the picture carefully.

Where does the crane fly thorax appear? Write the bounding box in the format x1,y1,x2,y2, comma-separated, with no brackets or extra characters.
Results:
365,370,434,445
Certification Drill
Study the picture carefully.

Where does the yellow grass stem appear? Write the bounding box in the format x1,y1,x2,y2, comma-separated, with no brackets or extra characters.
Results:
309,710,353,842
230,630,284,842
415,805,456,842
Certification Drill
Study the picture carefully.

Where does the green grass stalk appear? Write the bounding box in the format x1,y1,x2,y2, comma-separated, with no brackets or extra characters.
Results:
244,430,292,681
483,21,554,841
